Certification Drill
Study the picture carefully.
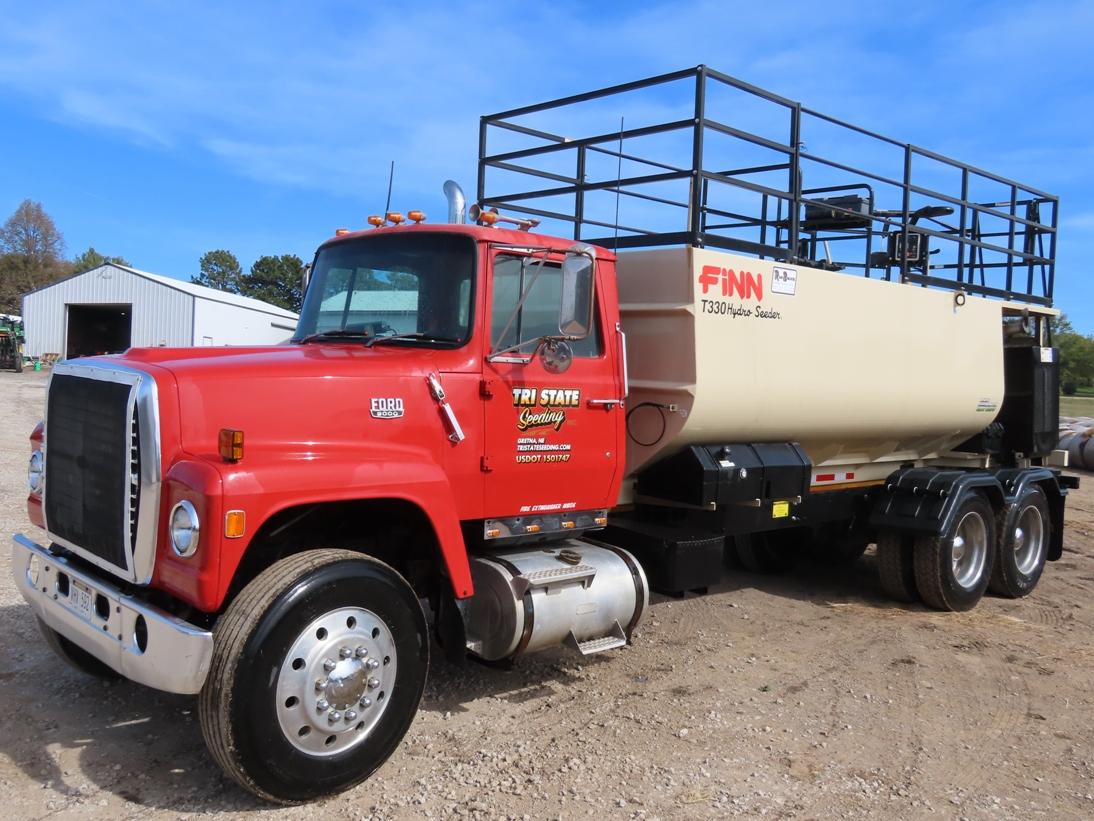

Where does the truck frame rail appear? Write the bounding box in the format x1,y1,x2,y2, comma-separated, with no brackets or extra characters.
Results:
478,65,1058,306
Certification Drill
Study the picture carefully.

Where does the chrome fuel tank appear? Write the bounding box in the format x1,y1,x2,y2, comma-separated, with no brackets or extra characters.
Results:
461,542,648,661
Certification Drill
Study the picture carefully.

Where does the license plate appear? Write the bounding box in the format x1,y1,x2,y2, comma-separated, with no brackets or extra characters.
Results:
70,579,95,621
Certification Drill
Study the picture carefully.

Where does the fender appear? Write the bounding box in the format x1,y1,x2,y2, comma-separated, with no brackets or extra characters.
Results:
869,468,1005,536
161,446,473,613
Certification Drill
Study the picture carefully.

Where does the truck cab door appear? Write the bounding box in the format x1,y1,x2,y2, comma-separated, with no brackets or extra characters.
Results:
482,249,623,520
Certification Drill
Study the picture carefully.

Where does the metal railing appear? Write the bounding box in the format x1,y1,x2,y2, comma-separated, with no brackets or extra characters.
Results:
478,66,1058,306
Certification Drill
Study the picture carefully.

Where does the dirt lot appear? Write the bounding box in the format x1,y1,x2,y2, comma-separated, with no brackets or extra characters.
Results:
1,368,1093,820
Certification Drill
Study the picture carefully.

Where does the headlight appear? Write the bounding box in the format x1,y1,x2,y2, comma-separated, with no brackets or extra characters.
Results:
27,450,44,494
170,500,201,557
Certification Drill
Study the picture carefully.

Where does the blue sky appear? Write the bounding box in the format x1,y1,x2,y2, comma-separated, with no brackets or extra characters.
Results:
1,0,1092,331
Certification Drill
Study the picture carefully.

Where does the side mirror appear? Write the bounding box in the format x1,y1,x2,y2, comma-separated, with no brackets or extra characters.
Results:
560,247,595,339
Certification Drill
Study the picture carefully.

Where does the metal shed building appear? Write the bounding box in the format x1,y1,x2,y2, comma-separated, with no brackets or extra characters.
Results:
21,263,298,359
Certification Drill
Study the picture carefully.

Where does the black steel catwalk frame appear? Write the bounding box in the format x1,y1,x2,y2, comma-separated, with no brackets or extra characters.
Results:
477,65,1058,306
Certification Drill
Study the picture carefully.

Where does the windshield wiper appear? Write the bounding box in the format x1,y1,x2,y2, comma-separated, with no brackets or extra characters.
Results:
364,333,460,348
295,329,372,344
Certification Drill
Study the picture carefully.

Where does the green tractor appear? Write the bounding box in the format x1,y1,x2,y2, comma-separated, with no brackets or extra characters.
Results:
0,317,25,373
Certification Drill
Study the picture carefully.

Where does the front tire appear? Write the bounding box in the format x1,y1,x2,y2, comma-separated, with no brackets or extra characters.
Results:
199,550,429,804
913,492,996,612
989,486,1049,598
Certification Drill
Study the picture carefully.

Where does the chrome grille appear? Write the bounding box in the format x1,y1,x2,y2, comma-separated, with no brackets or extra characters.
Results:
45,374,132,569
130,412,141,551
44,362,161,583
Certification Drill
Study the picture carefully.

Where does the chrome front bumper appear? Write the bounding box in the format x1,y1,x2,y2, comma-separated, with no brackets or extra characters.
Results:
11,533,213,694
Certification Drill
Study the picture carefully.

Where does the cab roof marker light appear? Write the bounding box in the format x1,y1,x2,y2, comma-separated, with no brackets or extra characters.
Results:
407,210,426,223
334,227,351,236
367,215,384,227
385,212,405,225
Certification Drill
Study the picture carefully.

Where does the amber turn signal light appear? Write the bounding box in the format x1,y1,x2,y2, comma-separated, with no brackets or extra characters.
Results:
218,428,244,462
224,510,246,539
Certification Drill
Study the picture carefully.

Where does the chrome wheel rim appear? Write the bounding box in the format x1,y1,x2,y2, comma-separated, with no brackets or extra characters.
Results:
951,510,988,590
1013,505,1045,577
275,606,397,756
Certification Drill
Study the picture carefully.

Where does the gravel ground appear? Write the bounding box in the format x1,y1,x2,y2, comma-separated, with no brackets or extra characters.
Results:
2,367,1093,820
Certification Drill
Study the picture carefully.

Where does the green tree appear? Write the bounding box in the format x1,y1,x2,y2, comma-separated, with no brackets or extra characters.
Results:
0,199,65,261
1058,331,1094,394
71,246,130,272
0,199,67,314
192,249,243,292
1050,313,1075,336
240,254,305,313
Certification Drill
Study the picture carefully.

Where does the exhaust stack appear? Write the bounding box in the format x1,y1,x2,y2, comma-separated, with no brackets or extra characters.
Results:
443,180,466,224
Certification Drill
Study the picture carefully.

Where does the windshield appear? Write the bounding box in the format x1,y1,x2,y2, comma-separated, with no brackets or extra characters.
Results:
293,232,475,346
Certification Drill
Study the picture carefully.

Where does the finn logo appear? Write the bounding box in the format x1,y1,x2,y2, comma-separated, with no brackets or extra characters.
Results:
370,397,404,419
698,265,763,301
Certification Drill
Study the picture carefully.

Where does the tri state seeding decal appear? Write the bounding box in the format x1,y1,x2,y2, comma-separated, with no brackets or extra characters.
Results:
511,387,580,432
512,387,579,463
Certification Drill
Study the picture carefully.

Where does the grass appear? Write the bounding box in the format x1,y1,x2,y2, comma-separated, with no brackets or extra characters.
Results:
1060,394,1094,419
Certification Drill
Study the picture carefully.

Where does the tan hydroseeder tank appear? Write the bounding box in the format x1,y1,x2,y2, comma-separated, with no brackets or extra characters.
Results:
617,247,1009,489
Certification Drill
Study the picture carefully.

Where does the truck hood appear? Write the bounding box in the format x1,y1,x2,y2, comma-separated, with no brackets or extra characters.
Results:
116,344,460,462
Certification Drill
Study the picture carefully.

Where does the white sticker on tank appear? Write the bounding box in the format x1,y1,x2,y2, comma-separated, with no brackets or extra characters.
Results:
771,265,797,295
1039,347,1055,363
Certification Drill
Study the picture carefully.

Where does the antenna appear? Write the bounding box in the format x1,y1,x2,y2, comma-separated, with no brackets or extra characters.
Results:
384,160,395,214
613,116,624,252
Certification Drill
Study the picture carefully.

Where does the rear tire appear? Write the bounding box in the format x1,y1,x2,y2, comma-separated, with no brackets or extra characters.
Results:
913,492,996,612
877,531,918,603
199,549,429,804
989,486,1049,598
37,617,121,680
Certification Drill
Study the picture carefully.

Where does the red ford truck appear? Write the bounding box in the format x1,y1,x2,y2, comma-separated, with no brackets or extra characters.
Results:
12,67,1078,802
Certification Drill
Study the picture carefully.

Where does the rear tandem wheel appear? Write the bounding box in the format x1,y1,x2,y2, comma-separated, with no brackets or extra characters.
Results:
876,531,918,603
989,485,1050,598
912,491,996,612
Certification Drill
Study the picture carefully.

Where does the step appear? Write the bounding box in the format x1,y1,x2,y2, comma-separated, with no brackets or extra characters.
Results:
565,621,628,656
517,563,597,590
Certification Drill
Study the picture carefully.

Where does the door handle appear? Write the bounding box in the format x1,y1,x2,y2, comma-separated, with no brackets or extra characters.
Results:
587,399,621,408
426,372,465,443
